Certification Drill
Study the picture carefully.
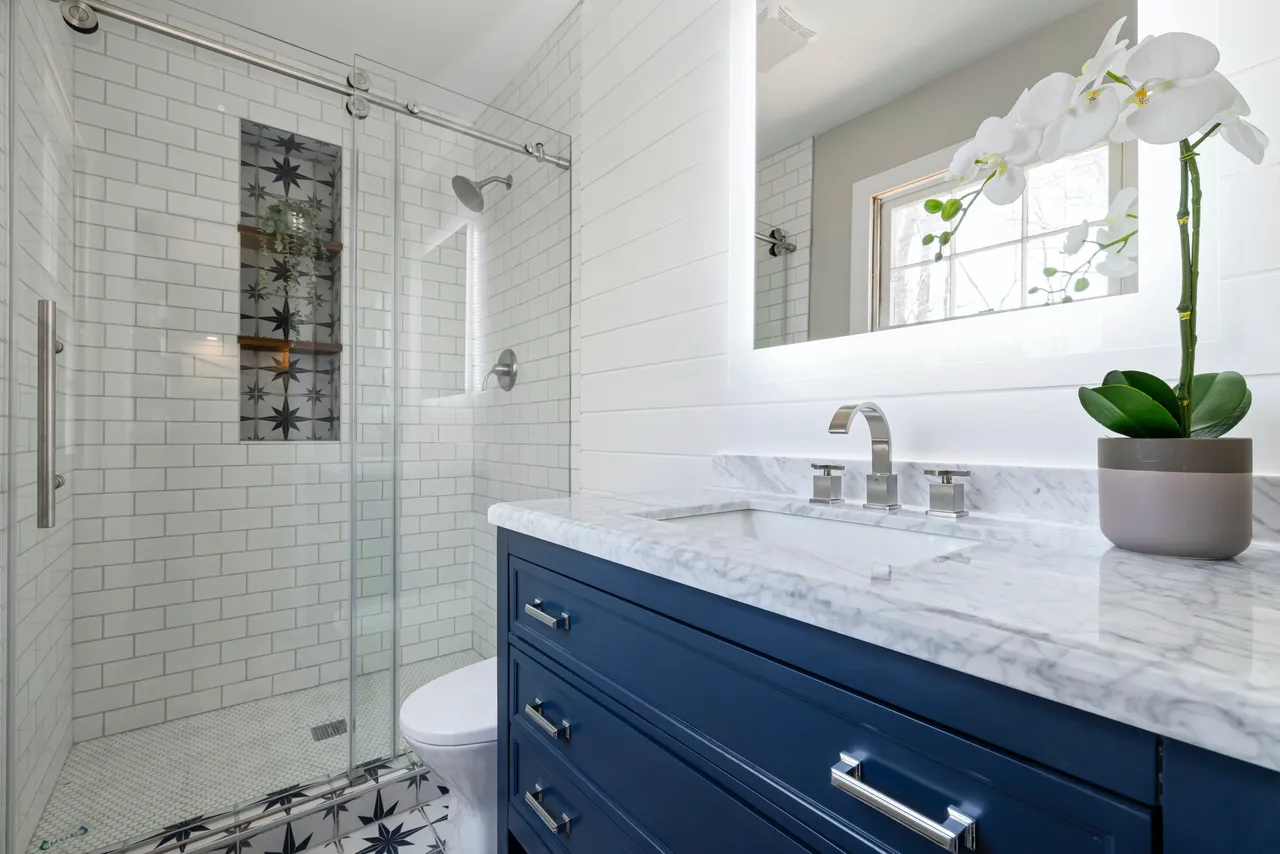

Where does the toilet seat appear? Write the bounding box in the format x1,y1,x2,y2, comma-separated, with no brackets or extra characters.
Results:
400,657,498,747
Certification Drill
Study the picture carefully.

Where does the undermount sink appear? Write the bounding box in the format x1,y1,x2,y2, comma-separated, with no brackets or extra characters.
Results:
659,508,973,566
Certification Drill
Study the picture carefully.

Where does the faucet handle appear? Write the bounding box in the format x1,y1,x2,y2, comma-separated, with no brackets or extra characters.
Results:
810,463,845,505
925,469,970,484
926,470,971,518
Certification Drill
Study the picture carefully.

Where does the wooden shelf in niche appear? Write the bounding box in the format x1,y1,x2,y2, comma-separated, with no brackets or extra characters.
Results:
237,224,343,255
238,335,342,355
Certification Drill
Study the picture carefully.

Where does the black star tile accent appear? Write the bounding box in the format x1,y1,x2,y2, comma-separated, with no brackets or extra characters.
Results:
265,400,309,440
268,354,308,391
357,790,399,826
273,133,309,156
152,816,213,853
239,118,342,442
264,823,312,854
352,820,424,854
266,156,305,196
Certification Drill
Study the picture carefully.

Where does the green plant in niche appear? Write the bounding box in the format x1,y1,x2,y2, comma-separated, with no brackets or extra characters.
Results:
258,198,330,337
918,18,1267,440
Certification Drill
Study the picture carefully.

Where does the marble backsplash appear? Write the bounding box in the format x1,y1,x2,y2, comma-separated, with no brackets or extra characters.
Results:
712,455,1280,545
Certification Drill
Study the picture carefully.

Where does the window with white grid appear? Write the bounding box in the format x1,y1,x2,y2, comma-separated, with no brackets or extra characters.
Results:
873,144,1131,331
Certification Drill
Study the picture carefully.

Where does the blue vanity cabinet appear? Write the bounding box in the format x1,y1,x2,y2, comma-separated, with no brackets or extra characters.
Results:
496,530,1272,854
1162,740,1280,853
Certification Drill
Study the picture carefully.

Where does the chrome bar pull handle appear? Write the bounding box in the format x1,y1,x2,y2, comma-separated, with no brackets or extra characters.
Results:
524,700,570,740
38,300,65,529
524,599,569,631
524,786,570,835
830,754,976,852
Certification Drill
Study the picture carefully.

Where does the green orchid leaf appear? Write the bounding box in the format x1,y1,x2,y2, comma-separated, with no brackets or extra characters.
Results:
1191,371,1249,434
1102,370,1181,424
1078,385,1184,438
1191,389,1252,438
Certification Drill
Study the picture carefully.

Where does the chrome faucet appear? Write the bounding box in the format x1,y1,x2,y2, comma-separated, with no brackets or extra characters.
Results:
827,403,900,511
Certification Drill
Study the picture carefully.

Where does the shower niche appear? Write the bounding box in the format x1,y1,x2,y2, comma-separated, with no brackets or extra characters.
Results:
238,119,343,441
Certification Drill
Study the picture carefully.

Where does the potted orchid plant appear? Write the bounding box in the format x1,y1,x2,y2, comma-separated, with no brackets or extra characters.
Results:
922,18,1268,559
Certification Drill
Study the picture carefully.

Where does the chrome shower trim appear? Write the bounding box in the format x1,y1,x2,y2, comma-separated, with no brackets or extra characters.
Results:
61,0,571,170
60,0,99,32
755,227,797,255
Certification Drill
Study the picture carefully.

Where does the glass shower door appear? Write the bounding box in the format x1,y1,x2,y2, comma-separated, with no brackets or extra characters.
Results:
7,2,366,852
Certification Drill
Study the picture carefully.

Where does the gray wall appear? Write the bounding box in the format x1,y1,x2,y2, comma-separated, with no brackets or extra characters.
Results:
807,0,1136,341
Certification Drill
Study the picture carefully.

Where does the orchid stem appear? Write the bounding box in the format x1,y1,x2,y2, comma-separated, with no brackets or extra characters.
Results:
1174,139,1201,437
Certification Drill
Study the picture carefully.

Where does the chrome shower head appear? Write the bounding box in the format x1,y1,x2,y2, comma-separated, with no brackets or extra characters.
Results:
452,174,513,213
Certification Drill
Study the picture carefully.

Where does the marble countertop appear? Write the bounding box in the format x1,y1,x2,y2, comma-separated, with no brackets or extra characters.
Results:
490,488,1280,773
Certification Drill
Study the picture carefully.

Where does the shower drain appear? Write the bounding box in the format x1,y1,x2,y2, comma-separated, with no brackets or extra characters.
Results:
310,719,348,742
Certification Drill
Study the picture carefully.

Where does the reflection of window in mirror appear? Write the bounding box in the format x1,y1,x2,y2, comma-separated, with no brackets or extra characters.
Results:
872,142,1135,331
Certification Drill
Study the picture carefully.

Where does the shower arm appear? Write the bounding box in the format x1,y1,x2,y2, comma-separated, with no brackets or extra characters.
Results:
60,0,571,170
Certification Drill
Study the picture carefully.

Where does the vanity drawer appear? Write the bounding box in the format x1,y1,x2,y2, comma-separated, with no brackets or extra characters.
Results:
509,557,1153,854
510,732,650,854
510,646,825,854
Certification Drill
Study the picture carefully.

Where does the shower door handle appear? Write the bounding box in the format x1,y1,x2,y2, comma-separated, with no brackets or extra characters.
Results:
38,300,65,529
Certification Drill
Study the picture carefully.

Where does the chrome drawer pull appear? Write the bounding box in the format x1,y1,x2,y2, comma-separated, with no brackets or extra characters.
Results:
524,785,571,835
524,599,570,630
525,699,571,740
830,753,976,853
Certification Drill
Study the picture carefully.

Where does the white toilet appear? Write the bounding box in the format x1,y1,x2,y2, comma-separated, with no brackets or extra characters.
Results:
400,657,499,854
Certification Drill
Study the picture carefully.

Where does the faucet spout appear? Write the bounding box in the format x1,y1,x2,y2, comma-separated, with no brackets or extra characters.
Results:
828,402,899,511
828,403,893,475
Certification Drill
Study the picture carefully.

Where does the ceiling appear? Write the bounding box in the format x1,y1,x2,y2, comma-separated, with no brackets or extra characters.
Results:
177,0,580,107
757,0,1103,155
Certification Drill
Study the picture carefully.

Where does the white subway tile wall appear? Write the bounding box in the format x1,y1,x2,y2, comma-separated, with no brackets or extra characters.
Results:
755,138,811,348
65,0,582,761
11,0,77,846
69,6,361,743
469,6,580,657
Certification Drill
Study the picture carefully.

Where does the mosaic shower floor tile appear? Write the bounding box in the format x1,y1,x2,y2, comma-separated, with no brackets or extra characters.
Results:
29,653,481,854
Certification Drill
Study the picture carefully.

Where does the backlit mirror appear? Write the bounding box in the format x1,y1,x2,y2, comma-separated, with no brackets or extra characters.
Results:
754,0,1138,349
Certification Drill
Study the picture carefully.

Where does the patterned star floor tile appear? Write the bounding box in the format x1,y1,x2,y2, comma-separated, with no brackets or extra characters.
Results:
29,654,480,854
337,803,445,854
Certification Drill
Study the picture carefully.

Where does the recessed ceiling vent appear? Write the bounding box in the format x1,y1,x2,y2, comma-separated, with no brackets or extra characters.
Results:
757,6,816,73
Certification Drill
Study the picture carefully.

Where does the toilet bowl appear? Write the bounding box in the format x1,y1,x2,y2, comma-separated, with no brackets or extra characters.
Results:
400,657,498,854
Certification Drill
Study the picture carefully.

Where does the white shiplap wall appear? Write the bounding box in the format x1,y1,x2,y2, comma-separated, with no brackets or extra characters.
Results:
578,0,1280,493
579,0,732,493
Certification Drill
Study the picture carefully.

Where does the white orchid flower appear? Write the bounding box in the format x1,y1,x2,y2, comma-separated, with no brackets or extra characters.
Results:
1079,17,1130,92
1062,221,1091,256
1094,187,1139,277
1104,186,1139,225
1040,84,1124,162
1204,73,1270,165
948,113,1041,205
1097,229,1139,278
1111,33,1235,145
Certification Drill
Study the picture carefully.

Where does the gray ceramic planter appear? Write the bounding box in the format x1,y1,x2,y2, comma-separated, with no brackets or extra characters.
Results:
1098,438,1252,560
